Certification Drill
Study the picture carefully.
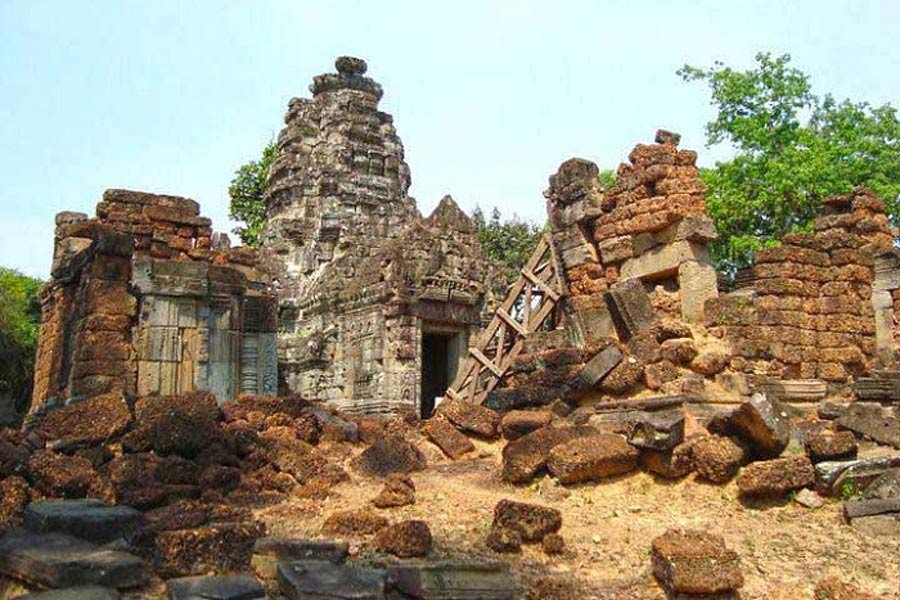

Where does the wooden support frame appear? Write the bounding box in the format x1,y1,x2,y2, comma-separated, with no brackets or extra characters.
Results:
445,234,565,404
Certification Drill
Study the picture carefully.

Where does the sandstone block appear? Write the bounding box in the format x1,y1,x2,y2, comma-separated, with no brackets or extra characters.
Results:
493,499,561,542
167,574,266,600
23,499,143,545
736,456,815,498
387,560,519,599
374,520,432,558
501,425,594,484
731,394,790,458
422,417,475,459
371,473,416,508
605,278,657,340
651,529,743,595
436,399,501,439
322,509,389,536
547,434,638,484
350,434,426,477
500,410,553,440
277,560,387,600
805,430,858,463
575,345,623,387
692,436,746,484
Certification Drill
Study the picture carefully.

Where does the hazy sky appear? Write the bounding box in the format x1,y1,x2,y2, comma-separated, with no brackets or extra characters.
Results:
2,1,898,278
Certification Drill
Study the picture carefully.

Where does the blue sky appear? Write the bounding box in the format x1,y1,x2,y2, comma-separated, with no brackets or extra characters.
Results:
1,1,898,279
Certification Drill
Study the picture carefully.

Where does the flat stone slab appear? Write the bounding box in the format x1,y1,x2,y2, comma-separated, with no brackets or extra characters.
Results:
0,529,148,590
387,560,519,599
166,574,266,600
843,497,900,519
252,537,348,580
20,586,120,599
24,500,144,545
277,560,386,600
850,514,900,536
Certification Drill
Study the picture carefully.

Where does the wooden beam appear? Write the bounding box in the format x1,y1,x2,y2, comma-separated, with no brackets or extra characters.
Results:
497,307,528,337
469,347,504,378
522,268,560,301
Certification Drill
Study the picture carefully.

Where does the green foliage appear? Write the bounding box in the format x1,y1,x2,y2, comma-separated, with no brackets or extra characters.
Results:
228,140,277,247
679,53,900,276
839,479,862,501
598,168,617,191
0,268,42,413
472,207,545,284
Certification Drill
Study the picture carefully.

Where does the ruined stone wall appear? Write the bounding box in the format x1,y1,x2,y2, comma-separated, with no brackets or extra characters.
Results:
707,187,895,383
260,56,416,300
545,131,719,346
31,190,277,415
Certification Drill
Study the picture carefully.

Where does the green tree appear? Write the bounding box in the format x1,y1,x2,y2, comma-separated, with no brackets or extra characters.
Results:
0,267,42,417
228,140,277,247
679,52,900,275
598,168,617,191
472,207,545,284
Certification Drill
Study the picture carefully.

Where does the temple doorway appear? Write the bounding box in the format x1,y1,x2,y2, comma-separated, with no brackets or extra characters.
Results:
420,328,465,418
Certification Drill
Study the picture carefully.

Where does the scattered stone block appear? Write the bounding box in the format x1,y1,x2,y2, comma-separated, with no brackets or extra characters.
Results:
322,509,389,537
604,278,656,340
277,560,387,600
350,434,426,477
152,521,264,578
436,399,501,439
793,488,825,509
374,520,432,558
547,434,638,484
843,497,900,519
641,438,697,479
829,457,900,497
541,533,565,555
643,360,679,391
26,451,97,499
626,409,685,451
659,338,697,365
863,468,900,500
492,499,561,542
422,417,475,459
598,356,645,395
574,346,623,388
0,476,30,529
36,394,132,451
18,586,120,599
23,499,143,545
485,524,522,554
0,530,148,589
371,473,416,508
650,529,743,595
500,410,553,440
166,574,266,600
736,456,815,498
387,560,518,599
251,537,348,580
730,394,789,458
837,402,900,449
848,513,900,536
804,430,857,463
501,425,594,484
692,436,746,484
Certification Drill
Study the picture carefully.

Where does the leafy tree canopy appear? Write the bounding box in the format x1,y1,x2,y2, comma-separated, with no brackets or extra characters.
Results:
679,52,900,275
472,207,545,284
0,267,42,414
228,140,277,247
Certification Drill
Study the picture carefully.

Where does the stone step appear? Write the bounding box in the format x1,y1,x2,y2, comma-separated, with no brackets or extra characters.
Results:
17,586,120,599
277,560,386,600
387,561,519,599
23,500,143,545
760,379,827,402
166,574,266,600
0,530,148,590
251,537,348,580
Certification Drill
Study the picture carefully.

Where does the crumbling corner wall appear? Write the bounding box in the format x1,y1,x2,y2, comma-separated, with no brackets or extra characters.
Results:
31,190,278,416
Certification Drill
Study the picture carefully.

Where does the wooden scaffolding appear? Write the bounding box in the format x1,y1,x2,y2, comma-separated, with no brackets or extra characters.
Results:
445,234,565,404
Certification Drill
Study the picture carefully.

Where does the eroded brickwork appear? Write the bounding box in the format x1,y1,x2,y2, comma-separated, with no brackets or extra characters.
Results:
707,188,895,382
32,190,277,415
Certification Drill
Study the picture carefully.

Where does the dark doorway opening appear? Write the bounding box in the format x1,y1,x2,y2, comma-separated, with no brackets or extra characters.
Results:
421,332,452,418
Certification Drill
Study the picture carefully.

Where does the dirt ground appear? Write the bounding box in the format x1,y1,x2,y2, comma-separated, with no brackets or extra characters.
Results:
256,437,900,600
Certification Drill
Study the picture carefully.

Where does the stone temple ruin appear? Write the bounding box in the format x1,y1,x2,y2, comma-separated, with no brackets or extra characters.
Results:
7,55,900,599
259,56,501,416
31,190,278,418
